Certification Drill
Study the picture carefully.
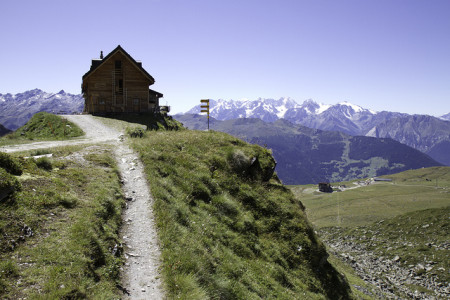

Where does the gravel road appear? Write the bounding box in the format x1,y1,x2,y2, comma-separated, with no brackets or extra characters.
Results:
0,115,121,153
0,115,165,298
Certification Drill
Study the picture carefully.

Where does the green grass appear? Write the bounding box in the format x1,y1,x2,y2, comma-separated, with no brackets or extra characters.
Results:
320,206,449,295
131,129,353,299
0,147,124,299
290,167,450,298
360,207,449,284
291,167,450,228
95,112,184,132
0,112,84,146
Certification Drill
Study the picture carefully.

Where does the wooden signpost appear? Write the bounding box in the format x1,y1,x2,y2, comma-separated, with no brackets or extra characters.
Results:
200,99,210,130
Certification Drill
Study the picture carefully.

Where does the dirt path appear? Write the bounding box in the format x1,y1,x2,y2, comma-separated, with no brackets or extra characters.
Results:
116,146,164,299
0,115,165,298
0,115,121,153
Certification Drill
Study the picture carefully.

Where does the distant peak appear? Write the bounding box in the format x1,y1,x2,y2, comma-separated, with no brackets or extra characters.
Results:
302,99,317,105
337,101,364,112
58,90,65,94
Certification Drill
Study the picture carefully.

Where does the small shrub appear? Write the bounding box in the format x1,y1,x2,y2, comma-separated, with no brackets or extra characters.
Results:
0,152,23,176
30,149,51,156
0,168,22,202
36,157,53,171
0,260,18,278
213,194,239,217
96,198,116,221
189,181,211,204
58,194,78,209
127,127,145,138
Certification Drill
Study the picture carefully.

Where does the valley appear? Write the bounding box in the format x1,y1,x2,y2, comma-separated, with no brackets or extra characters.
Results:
290,167,450,299
176,114,443,185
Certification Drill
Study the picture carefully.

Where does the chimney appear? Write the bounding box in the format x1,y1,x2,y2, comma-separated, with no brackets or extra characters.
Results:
100,51,104,59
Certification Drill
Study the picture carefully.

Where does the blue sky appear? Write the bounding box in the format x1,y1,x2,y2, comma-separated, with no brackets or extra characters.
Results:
1,0,449,116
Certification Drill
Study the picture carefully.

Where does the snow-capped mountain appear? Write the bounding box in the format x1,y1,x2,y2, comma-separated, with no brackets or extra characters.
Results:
0,89,84,130
186,97,299,122
185,97,400,135
181,98,450,165
440,113,450,121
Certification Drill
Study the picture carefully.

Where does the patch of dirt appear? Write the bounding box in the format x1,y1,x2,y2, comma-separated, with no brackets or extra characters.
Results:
115,146,164,298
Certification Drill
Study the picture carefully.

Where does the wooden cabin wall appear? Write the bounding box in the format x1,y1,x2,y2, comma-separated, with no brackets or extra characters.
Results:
84,52,153,113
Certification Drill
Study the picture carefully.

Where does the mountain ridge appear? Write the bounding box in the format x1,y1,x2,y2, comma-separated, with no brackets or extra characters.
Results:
182,98,450,165
175,114,442,184
0,89,84,130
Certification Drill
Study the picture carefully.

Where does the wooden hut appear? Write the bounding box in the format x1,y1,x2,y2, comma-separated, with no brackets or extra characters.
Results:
81,45,163,114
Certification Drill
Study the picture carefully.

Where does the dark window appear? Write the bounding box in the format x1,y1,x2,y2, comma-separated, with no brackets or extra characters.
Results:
115,60,122,69
118,79,123,88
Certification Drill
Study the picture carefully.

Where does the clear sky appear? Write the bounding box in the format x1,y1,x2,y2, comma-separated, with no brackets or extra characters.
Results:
1,0,449,116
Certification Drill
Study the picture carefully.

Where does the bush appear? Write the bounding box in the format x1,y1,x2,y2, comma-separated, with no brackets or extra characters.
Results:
0,152,23,176
36,157,53,171
0,168,22,202
126,127,145,138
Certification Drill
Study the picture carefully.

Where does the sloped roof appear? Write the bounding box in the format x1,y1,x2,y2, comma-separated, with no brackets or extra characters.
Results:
149,88,163,98
82,45,155,84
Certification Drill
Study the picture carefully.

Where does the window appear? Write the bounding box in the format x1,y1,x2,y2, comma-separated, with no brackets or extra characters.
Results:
133,98,140,105
98,98,105,105
115,60,122,69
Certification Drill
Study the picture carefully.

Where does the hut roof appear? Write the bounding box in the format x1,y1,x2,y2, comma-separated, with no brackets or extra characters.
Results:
82,45,155,84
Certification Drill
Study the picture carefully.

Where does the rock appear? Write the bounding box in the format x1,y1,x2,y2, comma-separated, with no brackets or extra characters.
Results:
393,255,400,262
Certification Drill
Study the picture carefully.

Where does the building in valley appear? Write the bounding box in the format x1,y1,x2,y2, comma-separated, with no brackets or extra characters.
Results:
82,45,163,114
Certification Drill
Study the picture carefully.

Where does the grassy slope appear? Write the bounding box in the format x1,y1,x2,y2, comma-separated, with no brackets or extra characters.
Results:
351,206,448,284
292,167,450,228
131,129,352,299
0,146,124,299
0,112,84,146
290,167,450,297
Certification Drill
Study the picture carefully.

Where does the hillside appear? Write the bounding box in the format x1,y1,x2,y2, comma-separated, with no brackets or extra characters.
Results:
426,140,450,166
365,114,450,154
182,99,450,165
130,129,352,299
290,167,450,299
1,112,84,142
0,89,83,130
175,114,442,184
1,113,356,299
293,166,450,228
0,124,10,137
0,146,124,299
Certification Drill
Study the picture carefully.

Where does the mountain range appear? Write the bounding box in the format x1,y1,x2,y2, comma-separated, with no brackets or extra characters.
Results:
175,114,442,184
0,89,84,131
0,90,448,172
184,98,450,165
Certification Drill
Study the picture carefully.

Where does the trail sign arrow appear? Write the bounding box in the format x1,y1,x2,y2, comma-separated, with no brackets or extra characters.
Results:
200,99,210,130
